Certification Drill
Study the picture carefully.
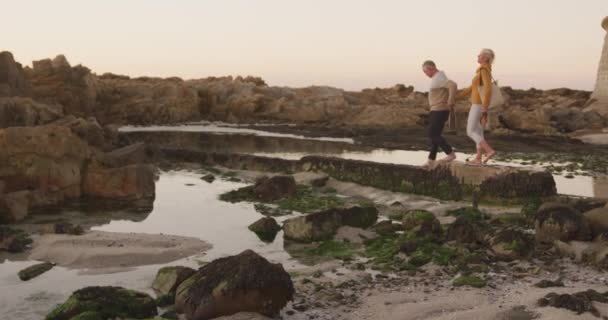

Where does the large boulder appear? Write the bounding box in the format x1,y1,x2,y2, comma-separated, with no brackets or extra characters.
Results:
253,176,297,202
175,250,294,320
584,207,608,238
46,286,157,320
534,202,592,243
52,116,106,148
82,163,156,201
0,124,92,198
152,266,196,295
283,206,378,242
0,97,62,128
0,51,29,97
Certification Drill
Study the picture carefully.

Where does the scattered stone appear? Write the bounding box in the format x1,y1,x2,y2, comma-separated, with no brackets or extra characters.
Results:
18,262,54,281
152,266,196,295
54,222,84,235
489,228,534,261
372,220,400,235
534,279,565,288
248,217,281,242
402,210,442,239
201,174,215,183
452,275,486,288
175,250,294,320
537,289,608,317
253,176,297,201
0,226,32,253
46,286,157,320
534,202,591,243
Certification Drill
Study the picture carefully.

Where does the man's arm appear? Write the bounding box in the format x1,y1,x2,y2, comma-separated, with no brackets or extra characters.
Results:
446,80,457,106
456,86,471,101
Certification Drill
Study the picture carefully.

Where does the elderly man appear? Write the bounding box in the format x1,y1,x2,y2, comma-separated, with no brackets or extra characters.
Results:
422,60,457,167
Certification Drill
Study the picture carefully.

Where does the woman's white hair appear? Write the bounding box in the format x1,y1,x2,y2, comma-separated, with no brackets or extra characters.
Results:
481,48,495,64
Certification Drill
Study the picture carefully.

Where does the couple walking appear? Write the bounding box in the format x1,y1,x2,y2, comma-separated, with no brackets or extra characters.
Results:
423,48,496,167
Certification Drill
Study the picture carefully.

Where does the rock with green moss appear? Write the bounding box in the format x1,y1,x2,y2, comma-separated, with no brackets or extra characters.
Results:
489,228,534,261
372,220,400,235
283,206,377,243
248,217,281,242
45,286,157,320
402,210,442,239
534,202,591,243
446,208,488,244
0,226,32,253
152,266,196,296
18,262,54,281
452,275,486,288
175,250,294,320
253,176,296,202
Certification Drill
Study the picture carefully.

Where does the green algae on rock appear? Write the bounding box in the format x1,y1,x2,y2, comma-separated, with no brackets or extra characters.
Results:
45,286,157,320
18,262,54,281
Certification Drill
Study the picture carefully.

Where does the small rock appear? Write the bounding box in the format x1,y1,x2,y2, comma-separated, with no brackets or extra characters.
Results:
534,279,565,288
201,174,215,183
248,217,281,242
152,266,196,295
18,262,54,281
253,176,297,201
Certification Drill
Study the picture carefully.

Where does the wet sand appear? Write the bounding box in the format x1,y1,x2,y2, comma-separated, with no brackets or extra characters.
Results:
29,231,211,272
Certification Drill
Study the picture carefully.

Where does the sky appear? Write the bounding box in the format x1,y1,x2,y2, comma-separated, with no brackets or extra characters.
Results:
2,0,607,91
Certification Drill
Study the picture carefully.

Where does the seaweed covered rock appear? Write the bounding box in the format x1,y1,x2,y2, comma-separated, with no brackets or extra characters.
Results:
0,226,32,253
46,286,157,320
402,210,442,239
445,208,488,244
372,220,400,235
152,266,196,295
489,228,534,261
534,202,591,243
248,217,281,242
18,262,54,281
175,250,294,320
283,206,378,243
537,289,608,317
253,176,296,202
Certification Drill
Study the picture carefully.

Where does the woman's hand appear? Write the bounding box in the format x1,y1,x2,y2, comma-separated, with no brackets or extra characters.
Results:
480,111,488,126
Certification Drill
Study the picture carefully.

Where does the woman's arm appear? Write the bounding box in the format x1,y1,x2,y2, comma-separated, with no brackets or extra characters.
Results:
480,68,492,110
456,86,472,101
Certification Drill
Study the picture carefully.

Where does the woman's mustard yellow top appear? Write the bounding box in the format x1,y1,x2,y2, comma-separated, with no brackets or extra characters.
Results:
457,63,492,109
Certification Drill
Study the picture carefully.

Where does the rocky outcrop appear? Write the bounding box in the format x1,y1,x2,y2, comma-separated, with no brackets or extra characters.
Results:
0,124,156,222
46,286,157,320
0,97,62,128
175,250,294,320
0,51,29,97
52,115,107,149
534,202,592,243
26,55,97,117
283,206,378,242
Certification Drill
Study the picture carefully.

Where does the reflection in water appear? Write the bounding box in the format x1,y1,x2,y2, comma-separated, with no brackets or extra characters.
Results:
0,171,303,320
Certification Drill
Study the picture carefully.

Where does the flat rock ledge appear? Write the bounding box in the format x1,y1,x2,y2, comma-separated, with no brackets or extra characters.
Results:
161,149,556,202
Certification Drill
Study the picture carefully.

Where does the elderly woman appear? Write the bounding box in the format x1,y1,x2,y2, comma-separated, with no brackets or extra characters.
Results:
457,48,496,165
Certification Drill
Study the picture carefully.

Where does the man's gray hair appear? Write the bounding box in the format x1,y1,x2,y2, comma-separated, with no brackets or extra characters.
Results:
422,60,436,69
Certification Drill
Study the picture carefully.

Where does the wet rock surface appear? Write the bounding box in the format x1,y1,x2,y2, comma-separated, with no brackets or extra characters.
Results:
253,175,297,201
175,249,294,320
248,217,281,242
152,266,196,296
46,286,157,320
534,202,592,243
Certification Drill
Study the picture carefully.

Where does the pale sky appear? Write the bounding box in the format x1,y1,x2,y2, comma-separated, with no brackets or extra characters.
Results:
2,0,607,91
